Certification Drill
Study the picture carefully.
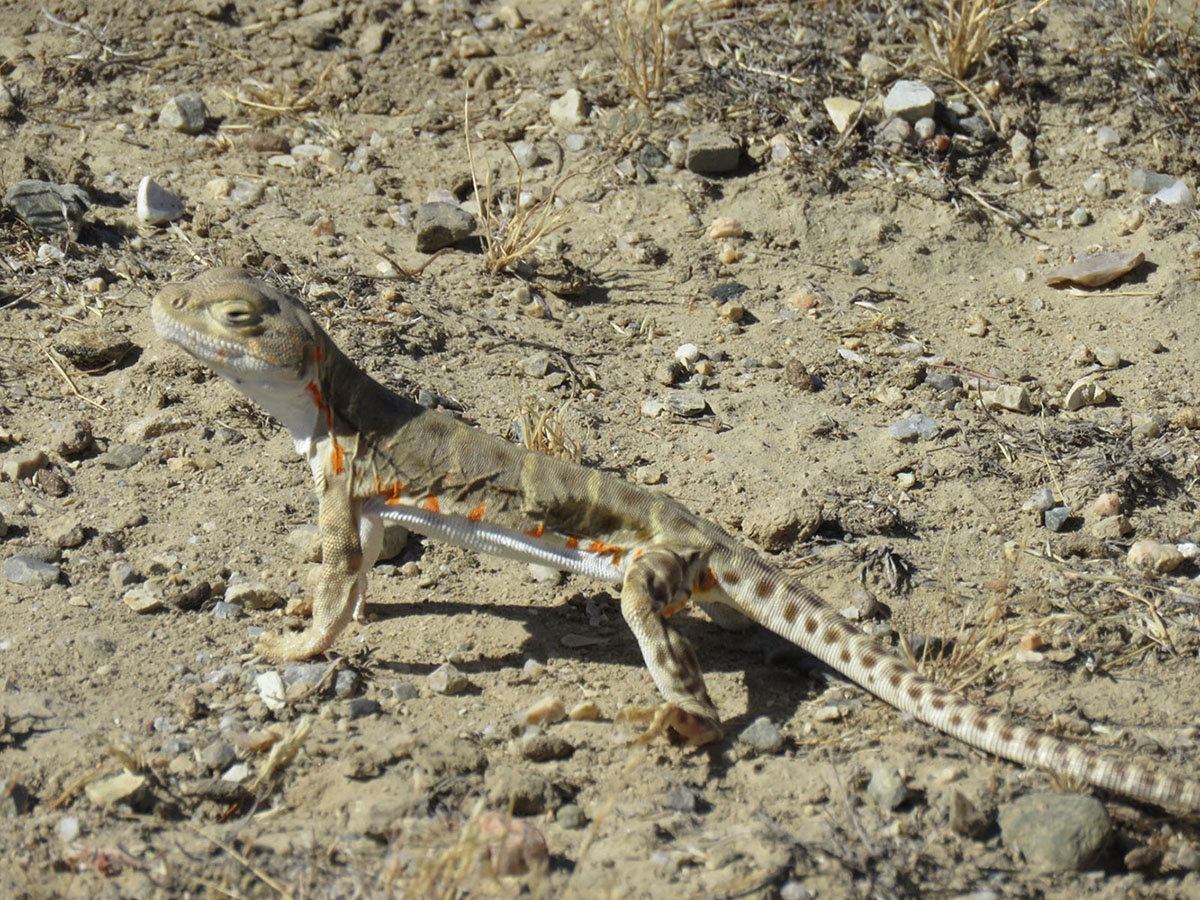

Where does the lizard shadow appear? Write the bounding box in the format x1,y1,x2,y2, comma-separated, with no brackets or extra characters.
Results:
365,597,834,737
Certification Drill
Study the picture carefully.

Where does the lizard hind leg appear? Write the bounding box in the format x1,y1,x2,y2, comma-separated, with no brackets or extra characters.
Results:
617,547,722,746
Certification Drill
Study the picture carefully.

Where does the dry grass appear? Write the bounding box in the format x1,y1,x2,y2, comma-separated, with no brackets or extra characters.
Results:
920,0,1052,79
512,389,582,462
465,103,571,276
604,0,692,107
1120,0,1161,54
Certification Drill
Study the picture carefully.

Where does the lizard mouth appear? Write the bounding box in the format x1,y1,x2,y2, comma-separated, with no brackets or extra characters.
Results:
152,304,274,375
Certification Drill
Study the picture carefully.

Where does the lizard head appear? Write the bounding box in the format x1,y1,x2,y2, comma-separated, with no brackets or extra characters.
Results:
151,267,319,384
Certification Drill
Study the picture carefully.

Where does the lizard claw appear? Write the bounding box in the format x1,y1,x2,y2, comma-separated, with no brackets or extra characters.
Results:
619,703,723,747
255,628,332,662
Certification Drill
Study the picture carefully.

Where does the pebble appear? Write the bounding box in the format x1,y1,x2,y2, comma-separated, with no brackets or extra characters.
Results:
998,793,1112,871
1129,167,1176,193
348,697,381,719
1082,173,1109,199
519,695,566,726
1022,487,1056,512
949,790,993,839
109,561,137,588
522,658,545,680
477,811,548,876
739,716,785,755
96,444,146,470
159,93,208,134
981,384,1033,413
564,133,587,152
526,563,561,585
392,681,418,701
210,600,243,620
511,140,541,168
1043,506,1072,532
888,414,937,442
1088,492,1121,518
1126,539,1184,573
568,700,600,721
519,733,574,762
964,313,989,337
883,80,937,122
1044,251,1143,288
685,132,741,174
858,51,890,82
45,517,85,549
1132,414,1167,440
456,34,493,58
201,739,237,772
3,555,60,587
708,216,743,240
823,96,861,134
414,201,475,253
136,176,185,225
256,672,287,711
1068,206,1090,227
956,115,997,142
556,803,586,829
780,882,814,900
123,413,193,443
847,257,869,275
1063,377,1107,411
225,582,283,610
0,450,47,482
913,116,937,140
1149,179,1194,208
866,766,912,810
49,419,95,457
549,88,589,129
1090,515,1132,539
1094,125,1120,150
3,180,90,238
428,662,470,695
84,772,146,808
664,392,708,418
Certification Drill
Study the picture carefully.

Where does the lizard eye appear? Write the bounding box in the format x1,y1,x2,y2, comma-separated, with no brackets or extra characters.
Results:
222,306,260,327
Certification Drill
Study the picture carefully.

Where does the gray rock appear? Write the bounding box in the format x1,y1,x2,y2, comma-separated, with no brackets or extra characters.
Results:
949,790,993,838
200,739,237,772
924,371,960,393
685,133,741,175
1082,173,1109,199
1094,125,1120,150
109,560,137,588
334,669,362,698
556,803,586,829
883,80,937,122
122,413,192,443
867,765,912,810
956,115,997,143
519,733,574,762
392,680,418,701
53,329,134,373
2,555,60,587
877,116,913,146
210,601,243,620
378,521,409,561
3,180,91,238
414,201,475,253
159,93,208,134
664,392,709,418
1129,167,1176,193
511,140,541,168
1069,206,1090,227
45,517,85,549
281,662,327,687
50,419,94,457
428,662,470,695
888,414,937,441
347,697,381,719
998,793,1112,871
1022,487,1056,512
739,716,785,755
1044,506,1072,532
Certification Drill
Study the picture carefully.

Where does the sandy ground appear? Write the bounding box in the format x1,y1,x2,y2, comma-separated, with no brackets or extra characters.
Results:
0,1,1198,897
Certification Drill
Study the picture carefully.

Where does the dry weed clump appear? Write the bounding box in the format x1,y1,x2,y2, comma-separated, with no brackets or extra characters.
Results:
920,0,1052,79
604,0,693,107
1120,0,1160,55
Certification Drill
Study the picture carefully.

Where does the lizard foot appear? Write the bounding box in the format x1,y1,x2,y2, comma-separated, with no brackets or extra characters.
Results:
255,628,333,662
619,703,722,747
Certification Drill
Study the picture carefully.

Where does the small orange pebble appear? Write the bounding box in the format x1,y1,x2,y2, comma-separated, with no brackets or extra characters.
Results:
1020,632,1043,652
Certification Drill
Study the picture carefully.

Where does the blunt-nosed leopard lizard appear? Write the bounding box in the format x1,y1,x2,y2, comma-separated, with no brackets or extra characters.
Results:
151,268,1200,811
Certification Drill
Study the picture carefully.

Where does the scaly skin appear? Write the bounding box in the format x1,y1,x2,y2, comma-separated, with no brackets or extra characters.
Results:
152,268,1200,811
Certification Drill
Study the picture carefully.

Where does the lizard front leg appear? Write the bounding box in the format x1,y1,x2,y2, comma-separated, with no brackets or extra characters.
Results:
257,476,366,661
618,547,722,746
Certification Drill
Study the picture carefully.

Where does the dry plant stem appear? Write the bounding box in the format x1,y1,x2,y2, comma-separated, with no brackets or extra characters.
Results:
607,0,686,106
1121,0,1159,54
924,0,1052,79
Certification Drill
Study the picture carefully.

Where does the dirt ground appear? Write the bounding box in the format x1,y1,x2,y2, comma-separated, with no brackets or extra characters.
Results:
1,0,1199,897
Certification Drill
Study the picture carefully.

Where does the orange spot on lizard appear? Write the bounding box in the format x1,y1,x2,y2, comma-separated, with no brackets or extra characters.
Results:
305,382,322,408
421,496,441,513
565,536,579,549
330,437,346,474
526,523,545,538
697,567,718,592
662,597,688,617
468,504,486,522
382,481,407,505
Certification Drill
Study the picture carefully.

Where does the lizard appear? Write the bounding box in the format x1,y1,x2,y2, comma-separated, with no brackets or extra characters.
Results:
151,267,1200,812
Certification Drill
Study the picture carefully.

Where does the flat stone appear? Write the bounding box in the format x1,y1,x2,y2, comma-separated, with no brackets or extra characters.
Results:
823,96,861,134
96,444,147,470
663,392,708,417
883,80,937,122
225,581,283,610
1127,539,1184,573
159,93,208,134
53,329,134,372
981,384,1033,413
50,419,94,457
3,180,90,238
685,132,741,175
998,793,1111,871
256,672,287,711
136,176,185,225
0,450,47,482
122,585,165,613
122,413,193,443
414,201,475,253
3,555,60,587
45,516,86,549
867,765,912,810
84,772,146,808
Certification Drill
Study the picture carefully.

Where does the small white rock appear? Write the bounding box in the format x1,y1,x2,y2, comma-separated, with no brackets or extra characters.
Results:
549,89,589,129
823,96,861,135
256,671,287,711
136,176,185,225
1127,539,1184,573
674,343,701,366
519,695,566,725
